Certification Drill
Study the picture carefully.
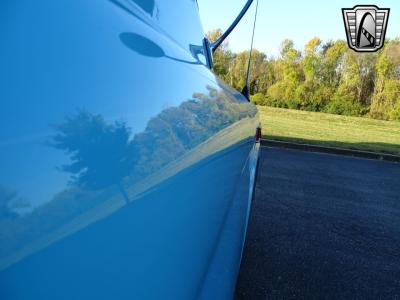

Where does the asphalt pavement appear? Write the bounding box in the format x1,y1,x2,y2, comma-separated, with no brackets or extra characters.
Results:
235,147,400,300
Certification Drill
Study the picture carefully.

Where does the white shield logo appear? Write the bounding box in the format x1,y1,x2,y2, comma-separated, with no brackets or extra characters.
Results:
342,5,390,52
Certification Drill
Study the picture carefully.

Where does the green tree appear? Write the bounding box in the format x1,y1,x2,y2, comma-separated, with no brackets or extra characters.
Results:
294,37,327,111
267,39,303,108
325,49,372,116
228,49,268,94
370,40,400,120
320,40,347,91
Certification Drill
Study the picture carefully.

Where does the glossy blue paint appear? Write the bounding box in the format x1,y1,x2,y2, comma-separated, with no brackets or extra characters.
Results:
0,1,259,299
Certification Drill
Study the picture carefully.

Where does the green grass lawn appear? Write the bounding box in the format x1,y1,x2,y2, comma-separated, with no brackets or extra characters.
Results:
259,106,400,156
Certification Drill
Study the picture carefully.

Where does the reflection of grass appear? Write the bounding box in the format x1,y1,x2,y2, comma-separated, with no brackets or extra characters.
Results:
259,106,400,155
0,114,258,271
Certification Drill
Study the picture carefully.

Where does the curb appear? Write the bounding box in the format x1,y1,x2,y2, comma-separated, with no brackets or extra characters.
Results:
261,139,400,163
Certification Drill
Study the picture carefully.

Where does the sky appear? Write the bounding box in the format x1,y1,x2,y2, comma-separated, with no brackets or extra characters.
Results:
197,0,400,57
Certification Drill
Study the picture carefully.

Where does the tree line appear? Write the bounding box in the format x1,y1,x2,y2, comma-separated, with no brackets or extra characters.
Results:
207,29,400,121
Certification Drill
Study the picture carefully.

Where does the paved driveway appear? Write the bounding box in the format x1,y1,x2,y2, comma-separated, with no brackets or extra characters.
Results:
235,147,400,300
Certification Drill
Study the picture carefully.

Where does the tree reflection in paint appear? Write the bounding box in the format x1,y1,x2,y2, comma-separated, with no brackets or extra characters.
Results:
50,112,134,203
0,87,256,268
50,86,255,195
